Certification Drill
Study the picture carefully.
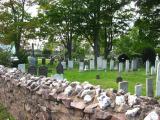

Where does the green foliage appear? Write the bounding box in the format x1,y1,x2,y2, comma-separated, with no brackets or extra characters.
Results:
0,48,11,67
17,49,28,64
42,48,52,58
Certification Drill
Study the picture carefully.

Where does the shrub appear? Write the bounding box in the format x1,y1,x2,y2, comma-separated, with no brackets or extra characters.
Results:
42,49,52,58
0,48,11,67
17,49,28,64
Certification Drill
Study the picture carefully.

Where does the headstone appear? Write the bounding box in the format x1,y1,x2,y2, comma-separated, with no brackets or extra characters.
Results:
61,61,66,69
146,60,150,75
84,65,89,71
28,66,37,75
28,56,36,66
118,81,128,93
102,59,107,70
68,60,73,69
97,56,103,70
42,57,46,65
79,62,84,72
146,78,154,97
38,66,48,77
89,59,95,70
52,74,64,81
156,63,160,96
118,62,123,73
151,66,155,75
56,62,64,74
155,53,159,72
18,64,25,73
110,59,114,70
135,84,142,97
131,59,138,71
125,60,130,72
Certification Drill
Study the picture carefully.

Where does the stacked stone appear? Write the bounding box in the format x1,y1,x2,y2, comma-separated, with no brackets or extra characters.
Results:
0,65,159,120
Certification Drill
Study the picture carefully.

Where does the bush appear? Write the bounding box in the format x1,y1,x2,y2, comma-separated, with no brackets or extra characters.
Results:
17,49,28,64
0,49,11,67
42,49,52,58
141,46,156,65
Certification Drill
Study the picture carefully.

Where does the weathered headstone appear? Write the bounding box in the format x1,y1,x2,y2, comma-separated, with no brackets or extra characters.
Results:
156,63,160,96
118,81,128,93
135,84,142,97
125,60,130,72
56,62,64,74
89,59,95,70
151,66,155,75
38,66,48,77
42,57,46,65
102,59,107,70
97,56,103,70
155,53,159,72
28,56,36,66
118,62,123,73
18,64,25,73
146,78,154,97
146,60,150,75
68,60,73,69
28,66,37,75
110,59,114,70
131,59,138,71
61,61,66,69
84,65,89,71
79,62,84,72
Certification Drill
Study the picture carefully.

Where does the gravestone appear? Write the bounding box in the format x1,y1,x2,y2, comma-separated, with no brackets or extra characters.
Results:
28,56,36,66
146,78,154,97
110,59,114,70
28,66,37,75
68,60,73,69
118,62,123,73
156,63,160,96
42,57,46,65
97,56,103,70
102,59,107,70
79,62,84,72
118,81,128,93
61,61,66,69
38,66,48,77
155,54,159,72
89,59,95,70
56,62,64,74
52,74,63,81
146,60,150,75
18,64,25,73
84,65,89,71
151,66,155,75
135,84,142,97
131,59,138,71
125,60,130,72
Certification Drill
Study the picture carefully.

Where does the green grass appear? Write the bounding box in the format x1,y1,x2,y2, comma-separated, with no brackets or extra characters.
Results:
0,104,15,120
35,58,156,96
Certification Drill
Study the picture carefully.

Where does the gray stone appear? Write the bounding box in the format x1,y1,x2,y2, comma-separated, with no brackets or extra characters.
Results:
84,65,89,71
79,62,84,72
131,59,138,71
125,60,130,72
89,59,95,70
52,74,63,81
102,59,107,70
61,61,66,69
68,60,73,69
119,62,123,72
118,81,128,93
97,56,103,70
144,111,159,120
151,66,155,75
18,64,25,73
135,84,142,97
146,60,150,75
155,53,159,72
146,78,154,97
110,59,114,70
156,62,160,96
28,56,36,66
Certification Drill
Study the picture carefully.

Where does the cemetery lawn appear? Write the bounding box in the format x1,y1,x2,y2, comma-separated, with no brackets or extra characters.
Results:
34,58,156,96
0,104,15,120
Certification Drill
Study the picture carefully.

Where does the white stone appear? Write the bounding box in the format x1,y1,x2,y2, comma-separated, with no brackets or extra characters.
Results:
64,86,73,96
97,94,111,110
90,59,95,70
144,111,159,120
151,66,155,75
84,95,92,103
125,108,140,117
110,59,114,70
61,61,66,69
155,54,159,72
68,60,73,69
18,64,25,73
75,85,83,93
102,59,107,70
128,95,137,106
52,74,64,81
79,62,84,72
115,95,125,106
125,60,130,72
146,60,150,75
81,89,91,98
119,62,123,72
97,56,103,70
84,65,89,71
156,62,160,96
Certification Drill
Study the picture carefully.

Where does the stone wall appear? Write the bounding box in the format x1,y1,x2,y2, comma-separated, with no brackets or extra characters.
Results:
0,65,160,120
